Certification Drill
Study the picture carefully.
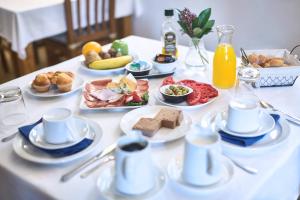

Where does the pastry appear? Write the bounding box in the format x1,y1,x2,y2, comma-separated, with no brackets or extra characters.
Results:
248,53,288,68
56,73,73,92
50,71,74,84
32,74,51,92
133,118,161,137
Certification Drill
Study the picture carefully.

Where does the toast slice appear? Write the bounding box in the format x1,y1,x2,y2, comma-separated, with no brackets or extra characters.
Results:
132,118,161,137
155,108,183,129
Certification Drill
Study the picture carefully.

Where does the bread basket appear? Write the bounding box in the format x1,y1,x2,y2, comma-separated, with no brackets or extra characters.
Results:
244,48,300,87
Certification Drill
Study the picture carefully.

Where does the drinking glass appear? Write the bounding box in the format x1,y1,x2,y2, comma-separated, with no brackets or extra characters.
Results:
0,86,27,133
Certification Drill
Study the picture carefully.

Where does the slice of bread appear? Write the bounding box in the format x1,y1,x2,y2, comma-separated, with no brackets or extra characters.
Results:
155,108,183,129
132,118,161,137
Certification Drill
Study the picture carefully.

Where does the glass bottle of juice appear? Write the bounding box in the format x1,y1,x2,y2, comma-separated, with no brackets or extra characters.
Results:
162,9,178,57
212,25,236,89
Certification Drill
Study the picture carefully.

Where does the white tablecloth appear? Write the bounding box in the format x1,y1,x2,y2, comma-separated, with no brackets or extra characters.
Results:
0,36,299,200
0,0,142,59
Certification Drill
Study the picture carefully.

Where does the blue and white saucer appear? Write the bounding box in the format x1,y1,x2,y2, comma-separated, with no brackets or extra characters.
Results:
29,116,89,150
217,111,275,137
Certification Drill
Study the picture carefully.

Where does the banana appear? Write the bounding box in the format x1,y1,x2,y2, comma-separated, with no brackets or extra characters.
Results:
89,55,133,70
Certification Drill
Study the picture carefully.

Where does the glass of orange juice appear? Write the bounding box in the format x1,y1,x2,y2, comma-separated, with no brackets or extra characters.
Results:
213,25,236,89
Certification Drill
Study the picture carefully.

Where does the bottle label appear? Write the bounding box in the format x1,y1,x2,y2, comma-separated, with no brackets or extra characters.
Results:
164,32,176,54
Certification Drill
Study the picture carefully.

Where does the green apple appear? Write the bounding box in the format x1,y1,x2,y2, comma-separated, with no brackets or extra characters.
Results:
111,40,129,55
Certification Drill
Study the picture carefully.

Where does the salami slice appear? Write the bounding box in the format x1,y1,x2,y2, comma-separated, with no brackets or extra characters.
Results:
91,79,112,86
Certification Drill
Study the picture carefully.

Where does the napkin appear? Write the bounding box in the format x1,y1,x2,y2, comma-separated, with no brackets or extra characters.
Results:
219,114,280,147
18,119,93,157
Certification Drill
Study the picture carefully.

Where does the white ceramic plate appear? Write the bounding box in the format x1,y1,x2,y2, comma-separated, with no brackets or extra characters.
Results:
26,76,84,97
203,112,290,155
13,120,103,164
80,62,126,75
120,106,192,144
217,111,275,137
155,92,218,111
29,117,89,150
167,156,234,195
97,163,166,200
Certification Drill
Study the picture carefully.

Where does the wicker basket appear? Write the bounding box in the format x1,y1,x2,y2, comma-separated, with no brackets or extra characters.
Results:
244,49,300,87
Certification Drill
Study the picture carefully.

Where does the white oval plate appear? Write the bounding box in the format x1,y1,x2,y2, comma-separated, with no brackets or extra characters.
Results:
218,111,275,137
120,105,192,144
167,156,234,195
29,116,89,150
13,120,102,165
26,76,84,97
155,92,218,111
80,62,126,75
97,164,166,200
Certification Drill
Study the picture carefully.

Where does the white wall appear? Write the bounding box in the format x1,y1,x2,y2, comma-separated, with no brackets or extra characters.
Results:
132,0,300,54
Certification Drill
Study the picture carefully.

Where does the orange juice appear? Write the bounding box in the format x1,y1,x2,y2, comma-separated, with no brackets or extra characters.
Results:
213,43,236,89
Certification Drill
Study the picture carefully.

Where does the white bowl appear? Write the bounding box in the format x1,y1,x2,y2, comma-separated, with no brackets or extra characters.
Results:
152,59,177,73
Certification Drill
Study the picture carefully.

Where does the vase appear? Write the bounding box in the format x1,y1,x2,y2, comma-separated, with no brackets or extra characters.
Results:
185,38,209,70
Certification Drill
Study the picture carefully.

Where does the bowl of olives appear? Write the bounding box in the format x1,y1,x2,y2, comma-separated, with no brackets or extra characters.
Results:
160,84,193,103
152,54,177,73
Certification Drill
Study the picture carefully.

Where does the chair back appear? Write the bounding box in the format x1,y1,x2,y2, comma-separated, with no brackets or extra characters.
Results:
64,0,116,44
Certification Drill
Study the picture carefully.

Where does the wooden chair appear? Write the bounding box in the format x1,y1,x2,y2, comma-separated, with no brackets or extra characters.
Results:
0,37,10,73
44,0,117,65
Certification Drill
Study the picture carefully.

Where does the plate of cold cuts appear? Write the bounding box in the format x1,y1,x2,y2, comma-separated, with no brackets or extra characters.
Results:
80,74,150,111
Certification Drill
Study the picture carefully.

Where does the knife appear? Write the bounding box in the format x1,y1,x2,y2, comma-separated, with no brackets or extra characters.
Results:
60,142,117,182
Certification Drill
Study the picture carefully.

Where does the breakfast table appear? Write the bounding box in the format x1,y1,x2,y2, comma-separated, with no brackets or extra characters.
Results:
0,35,300,200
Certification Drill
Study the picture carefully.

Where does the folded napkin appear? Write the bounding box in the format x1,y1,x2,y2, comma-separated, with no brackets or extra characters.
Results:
18,119,93,157
219,114,280,147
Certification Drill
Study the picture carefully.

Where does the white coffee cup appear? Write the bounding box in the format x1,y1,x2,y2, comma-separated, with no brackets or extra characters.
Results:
226,96,260,133
182,125,223,186
114,135,155,195
42,108,77,144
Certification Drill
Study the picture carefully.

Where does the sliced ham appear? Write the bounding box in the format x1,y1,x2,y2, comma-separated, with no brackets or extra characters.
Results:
85,83,106,93
91,79,112,87
83,91,98,102
137,79,148,86
90,89,123,102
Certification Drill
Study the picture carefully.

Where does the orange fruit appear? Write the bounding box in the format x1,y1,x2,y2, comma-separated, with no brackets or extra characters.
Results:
82,41,102,55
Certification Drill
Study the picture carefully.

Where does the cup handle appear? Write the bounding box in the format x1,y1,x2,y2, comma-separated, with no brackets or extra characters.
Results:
121,157,133,180
207,149,220,176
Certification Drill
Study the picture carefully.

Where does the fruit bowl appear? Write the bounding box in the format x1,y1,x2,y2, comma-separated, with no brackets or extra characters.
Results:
125,60,152,76
160,84,193,103
152,54,177,73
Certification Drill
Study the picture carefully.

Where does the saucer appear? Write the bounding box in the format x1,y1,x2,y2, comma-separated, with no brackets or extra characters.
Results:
29,116,89,150
217,111,275,137
97,164,166,200
167,156,234,194
13,120,103,164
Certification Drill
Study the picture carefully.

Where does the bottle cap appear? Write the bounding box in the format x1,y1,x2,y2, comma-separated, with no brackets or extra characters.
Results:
164,9,174,16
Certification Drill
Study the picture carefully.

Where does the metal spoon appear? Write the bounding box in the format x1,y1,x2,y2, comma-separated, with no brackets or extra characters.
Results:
224,154,258,175
1,132,18,142
260,100,300,126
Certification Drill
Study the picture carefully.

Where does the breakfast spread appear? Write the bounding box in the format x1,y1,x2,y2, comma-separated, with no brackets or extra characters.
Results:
31,71,74,93
161,77,218,105
133,108,183,137
82,40,133,70
83,74,149,108
248,53,288,68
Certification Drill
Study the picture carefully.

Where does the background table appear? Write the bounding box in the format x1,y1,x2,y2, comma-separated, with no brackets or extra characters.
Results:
0,36,299,200
0,0,141,75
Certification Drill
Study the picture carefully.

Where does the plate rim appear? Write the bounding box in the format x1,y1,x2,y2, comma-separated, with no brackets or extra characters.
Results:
13,120,103,164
